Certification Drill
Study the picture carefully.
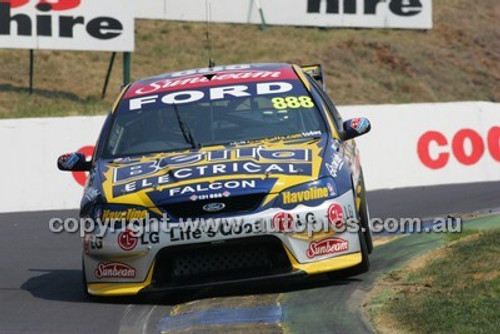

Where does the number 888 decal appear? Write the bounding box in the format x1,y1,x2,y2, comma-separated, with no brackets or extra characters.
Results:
272,96,315,110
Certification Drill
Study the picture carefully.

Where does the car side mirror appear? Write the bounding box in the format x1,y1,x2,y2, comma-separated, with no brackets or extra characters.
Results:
343,118,371,140
57,152,91,171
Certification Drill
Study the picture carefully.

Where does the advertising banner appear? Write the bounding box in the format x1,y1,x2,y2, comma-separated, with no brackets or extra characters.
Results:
135,0,433,30
0,0,134,51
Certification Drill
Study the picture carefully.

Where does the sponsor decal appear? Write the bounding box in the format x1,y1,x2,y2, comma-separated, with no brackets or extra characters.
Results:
169,180,252,197
306,237,349,259
112,162,310,197
132,71,286,96
117,229,138,251
125,66,298,98
190,191,230,201
169,223,255,242
350,118,370,134
302,130,322,137
127,81,295,111
271,95,315,110
230,132,320,146
111,149,312,197
327,203,345,229
114,148,311,183
273,212,294,232
113,174,170,197
290,211,327,239
83,234,102,254
118,229,159,251
275,179,337,209
325,154,344,178
282,186,329,205
417,127,500,169
102,208,148,220
94,262,136,279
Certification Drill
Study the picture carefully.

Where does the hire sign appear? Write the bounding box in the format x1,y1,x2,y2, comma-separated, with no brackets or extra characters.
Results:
0,0,134,51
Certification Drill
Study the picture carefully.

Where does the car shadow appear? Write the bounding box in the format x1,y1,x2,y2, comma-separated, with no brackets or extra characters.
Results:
157,274,362,306
20,269,88,303
21,268,362,305
20,268,135,305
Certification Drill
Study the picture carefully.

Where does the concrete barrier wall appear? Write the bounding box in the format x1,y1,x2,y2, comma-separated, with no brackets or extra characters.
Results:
340,101,500,191
0,101,498,213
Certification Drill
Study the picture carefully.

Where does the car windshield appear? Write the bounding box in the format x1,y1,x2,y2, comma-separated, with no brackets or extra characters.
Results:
103,79,326,158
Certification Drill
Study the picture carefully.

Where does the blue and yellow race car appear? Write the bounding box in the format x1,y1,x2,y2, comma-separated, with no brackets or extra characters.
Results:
58,63,372,297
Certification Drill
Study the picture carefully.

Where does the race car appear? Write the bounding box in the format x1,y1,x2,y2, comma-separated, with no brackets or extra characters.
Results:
57,63,373,297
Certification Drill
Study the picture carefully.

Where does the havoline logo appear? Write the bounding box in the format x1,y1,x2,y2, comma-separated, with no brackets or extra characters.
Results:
282,187,329,205
307,0,423,16
0,0,124,39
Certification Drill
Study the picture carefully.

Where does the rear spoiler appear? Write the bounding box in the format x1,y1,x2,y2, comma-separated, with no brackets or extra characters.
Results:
301,64,326,91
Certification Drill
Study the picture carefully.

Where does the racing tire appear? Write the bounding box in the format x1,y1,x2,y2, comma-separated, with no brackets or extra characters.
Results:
328,225,370,279
358,188,374,254
357,170,374,254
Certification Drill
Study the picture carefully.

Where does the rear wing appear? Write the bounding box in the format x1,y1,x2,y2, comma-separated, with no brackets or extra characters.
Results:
301,64,326,91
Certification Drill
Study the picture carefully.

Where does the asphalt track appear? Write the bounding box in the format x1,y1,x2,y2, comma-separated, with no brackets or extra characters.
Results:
0,181,499,334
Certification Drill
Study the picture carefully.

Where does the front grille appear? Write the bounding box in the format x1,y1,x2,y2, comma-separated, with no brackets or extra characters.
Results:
163,193,265,219
153,236,291,286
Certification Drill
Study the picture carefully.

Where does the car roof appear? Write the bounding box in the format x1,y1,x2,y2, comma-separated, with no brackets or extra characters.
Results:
136,63,294,83
122,63,300,100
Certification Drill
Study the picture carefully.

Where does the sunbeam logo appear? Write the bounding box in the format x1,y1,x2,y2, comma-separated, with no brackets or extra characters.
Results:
94,262,136,279
306,237,349,258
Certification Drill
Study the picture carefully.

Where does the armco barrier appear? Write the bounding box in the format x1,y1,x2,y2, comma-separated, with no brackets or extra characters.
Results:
0,102,498,213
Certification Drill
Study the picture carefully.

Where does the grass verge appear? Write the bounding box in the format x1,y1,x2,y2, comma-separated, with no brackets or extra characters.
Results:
366,227,500,333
